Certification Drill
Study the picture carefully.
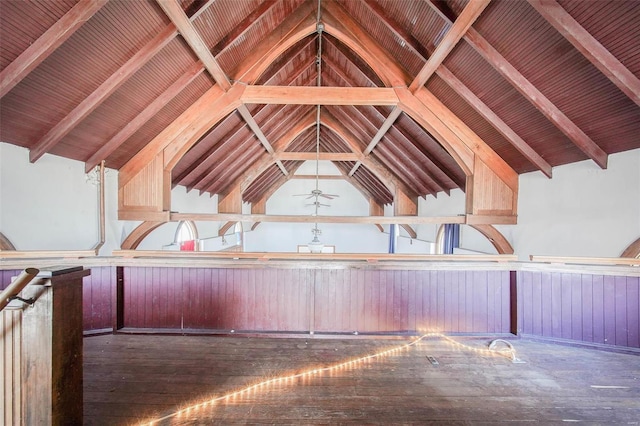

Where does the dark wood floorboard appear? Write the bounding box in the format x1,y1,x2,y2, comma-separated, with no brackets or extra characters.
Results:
83,334,640,425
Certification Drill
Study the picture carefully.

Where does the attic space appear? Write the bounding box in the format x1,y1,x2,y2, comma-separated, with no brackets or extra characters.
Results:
0,0,639,424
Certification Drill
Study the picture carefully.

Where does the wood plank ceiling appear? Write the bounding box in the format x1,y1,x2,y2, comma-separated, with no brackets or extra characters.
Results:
1,0,639,209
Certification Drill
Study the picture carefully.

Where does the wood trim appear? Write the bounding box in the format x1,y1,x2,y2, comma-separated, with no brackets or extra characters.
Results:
0,0,107,99
170,212,466,225
0,232,16,251
465,214,517,225
528,0,640,107
241,86,399,106
620,237,640,258
120,221,166,250
530,256,640,266
469,224,514,254
218,221,237,237
408,0,490,92
29,24,177,163
155,0,232,90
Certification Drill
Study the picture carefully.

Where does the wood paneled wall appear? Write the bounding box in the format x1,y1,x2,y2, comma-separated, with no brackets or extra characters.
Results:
82,266,115,332
6,264,639,349
517,271,640,348
1,308,22,426
121,267,511,334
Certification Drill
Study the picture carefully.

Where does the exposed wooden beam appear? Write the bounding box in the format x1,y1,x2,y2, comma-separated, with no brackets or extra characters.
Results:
210,0,278,56
426,1,608,169
171,212,467,225
155,0,232,91
437,66,553,178
241,86,399,106
85,62,204,172
276,152,360,161
322,0,410,87
348,108,401,176
528,0,640,107
408,0,490,92
237,104,288,175
621,237,640,259
468,26,607,168
120,221,166,250
173,111,247,188
292,175,344,180
29,25,177,163
0,232,16,251
233,110,317,193
469,224,514,254
0,0,107,99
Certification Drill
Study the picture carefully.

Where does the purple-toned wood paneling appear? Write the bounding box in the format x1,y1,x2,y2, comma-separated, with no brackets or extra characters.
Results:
0,270,22,290
82,266,114,332
517,271,640,348
121,267,511,335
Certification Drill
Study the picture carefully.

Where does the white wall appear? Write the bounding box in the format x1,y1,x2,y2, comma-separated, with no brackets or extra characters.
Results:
499,148,640,260
0,143,119,254
2,142,638,259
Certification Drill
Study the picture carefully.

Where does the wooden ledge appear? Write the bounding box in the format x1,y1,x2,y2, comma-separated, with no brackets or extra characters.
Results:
112,250,517,263
530,255,640,266
0,250,97,260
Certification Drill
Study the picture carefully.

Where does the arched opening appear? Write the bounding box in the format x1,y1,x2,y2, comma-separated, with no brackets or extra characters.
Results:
175,220,198,251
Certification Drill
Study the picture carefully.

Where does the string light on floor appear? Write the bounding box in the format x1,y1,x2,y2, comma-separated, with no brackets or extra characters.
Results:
137,332,521,425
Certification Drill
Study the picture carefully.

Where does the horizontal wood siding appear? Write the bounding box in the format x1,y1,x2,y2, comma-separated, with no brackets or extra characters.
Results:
517,271,640,348
122,267,510,334
82,267,114,332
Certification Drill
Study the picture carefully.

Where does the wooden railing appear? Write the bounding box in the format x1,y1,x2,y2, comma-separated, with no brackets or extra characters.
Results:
0,268,39,312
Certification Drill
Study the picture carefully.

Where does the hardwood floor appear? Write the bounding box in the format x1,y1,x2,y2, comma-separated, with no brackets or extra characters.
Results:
84,334,640,425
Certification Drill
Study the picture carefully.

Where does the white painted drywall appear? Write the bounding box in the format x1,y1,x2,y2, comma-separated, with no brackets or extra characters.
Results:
498,148,640,260
2,142,638,259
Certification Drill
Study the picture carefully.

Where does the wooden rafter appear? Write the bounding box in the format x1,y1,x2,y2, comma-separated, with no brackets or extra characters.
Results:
29,24,177,163
408,0,490,92
348,108,401,176
0,0,108,99
85,62,205,173
237,104,288,175
528,0,640,107
426,0,608,169
436,67,553,178
360,0,544,180
154,0,286,177
155,0,232,90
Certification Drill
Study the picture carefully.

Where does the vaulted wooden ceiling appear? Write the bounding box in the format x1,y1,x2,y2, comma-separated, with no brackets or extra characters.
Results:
1,0,639,210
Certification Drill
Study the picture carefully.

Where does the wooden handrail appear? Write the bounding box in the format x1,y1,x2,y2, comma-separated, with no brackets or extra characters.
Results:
112,250,517,263
0,267,39,311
